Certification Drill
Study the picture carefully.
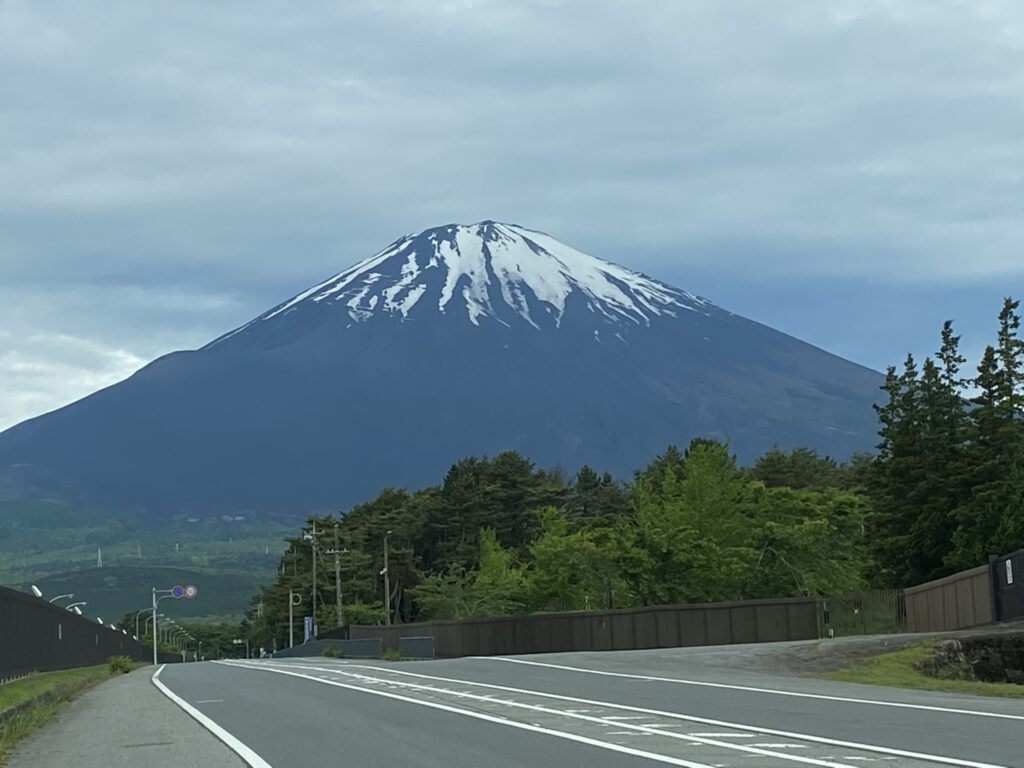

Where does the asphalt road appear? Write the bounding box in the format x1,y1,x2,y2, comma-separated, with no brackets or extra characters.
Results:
155,647,1024,768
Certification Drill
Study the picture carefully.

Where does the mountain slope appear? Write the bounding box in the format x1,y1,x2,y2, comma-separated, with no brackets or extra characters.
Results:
0,221,882,516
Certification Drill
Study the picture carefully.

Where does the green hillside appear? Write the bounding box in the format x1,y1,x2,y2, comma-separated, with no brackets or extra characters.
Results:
24,566,269,622
0,500,295,621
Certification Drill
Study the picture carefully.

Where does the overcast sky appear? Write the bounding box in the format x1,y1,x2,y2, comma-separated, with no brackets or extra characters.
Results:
2,0,1022,431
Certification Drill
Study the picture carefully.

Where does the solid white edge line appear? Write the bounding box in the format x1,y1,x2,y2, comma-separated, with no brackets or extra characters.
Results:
487,656,1024,721
213,661,714,768
252,659,1010,768
151,664,273,768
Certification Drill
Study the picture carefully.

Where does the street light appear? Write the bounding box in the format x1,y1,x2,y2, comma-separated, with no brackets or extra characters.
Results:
72,606,83,615
144,612,164,637
66,602,87,612
383,529,393,626
133,608,152,639
48,593,74,604
288,590,302,648
232,638,250,659
30,585,43,598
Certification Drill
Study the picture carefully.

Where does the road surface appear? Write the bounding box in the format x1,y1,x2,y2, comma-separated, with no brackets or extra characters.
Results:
153,646,1023,768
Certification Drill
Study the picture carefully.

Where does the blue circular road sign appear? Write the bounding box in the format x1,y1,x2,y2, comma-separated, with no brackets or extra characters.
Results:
171,585,185,599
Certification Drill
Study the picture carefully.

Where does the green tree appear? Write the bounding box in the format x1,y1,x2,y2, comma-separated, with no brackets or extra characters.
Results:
750,446,841,489
411,528,525,619
526,507,620,611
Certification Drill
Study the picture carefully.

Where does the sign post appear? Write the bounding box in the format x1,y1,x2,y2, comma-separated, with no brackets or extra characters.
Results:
151,584,198,665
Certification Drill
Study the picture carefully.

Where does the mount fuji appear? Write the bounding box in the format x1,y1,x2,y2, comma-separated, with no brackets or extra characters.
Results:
0,221,882,517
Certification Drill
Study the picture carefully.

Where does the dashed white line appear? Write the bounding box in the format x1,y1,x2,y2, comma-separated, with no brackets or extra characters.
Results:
214,661,715,767
258,660,1009,768
487,657,1024,722
225,661,863,768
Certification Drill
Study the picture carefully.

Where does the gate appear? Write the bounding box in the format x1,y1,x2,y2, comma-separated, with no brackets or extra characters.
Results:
818,589,905,637
993,549,1024,623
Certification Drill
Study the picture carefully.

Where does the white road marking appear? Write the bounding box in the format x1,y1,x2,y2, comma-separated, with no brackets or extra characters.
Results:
487,657,1024,722
227,661,862,768
689,734,756,738
152,665,272,768
260,660,1010,768
753,744,809,749
195,699,224,704
212,662,715,767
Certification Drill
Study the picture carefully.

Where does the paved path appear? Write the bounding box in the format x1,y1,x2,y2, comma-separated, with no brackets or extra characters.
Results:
7,667,243,768
154,647,1023,768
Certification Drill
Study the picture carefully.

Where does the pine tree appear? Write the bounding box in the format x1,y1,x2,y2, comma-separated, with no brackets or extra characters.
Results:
950,301,1023,568
869,355,927,584
751,445,840,489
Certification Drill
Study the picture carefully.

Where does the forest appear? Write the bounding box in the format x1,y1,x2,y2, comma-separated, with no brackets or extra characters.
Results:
241,298,1023,650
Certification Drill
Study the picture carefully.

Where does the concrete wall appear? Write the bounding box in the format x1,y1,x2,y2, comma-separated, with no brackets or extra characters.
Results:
272,638,382,659
0,585,168,680
905,565,995,633
350,597,818,658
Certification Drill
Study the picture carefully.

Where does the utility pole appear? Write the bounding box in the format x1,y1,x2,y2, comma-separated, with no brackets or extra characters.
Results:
303,521,322,639
383,529,392,626
326,524,345,628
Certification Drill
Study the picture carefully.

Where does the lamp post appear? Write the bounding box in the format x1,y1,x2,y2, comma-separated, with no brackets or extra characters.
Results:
134,608,151,639
383,529,392,626
232,638,250,659
48,593,74,605
66,602,87,613
288,590,302,648
144,612,163,638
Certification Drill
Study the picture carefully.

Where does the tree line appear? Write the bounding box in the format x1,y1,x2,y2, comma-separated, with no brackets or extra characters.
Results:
240,298,1023,650
871,297,1023,585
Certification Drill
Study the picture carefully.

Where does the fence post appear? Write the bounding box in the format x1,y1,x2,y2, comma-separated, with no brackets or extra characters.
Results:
988,554,1002,623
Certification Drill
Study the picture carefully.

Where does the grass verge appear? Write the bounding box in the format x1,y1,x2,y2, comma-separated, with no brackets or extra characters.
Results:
823,641,1024,698
0,663,137,762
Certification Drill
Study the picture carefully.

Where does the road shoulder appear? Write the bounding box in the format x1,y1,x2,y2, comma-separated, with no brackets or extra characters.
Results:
7,666,244,768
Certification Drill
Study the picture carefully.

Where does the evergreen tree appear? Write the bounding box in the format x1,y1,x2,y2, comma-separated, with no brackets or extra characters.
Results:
869,355,927,585
951,299,1024,567
751,446,840,489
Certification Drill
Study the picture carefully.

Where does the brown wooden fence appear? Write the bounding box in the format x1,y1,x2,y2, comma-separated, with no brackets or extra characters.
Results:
350,596,818,657
905,565,996,633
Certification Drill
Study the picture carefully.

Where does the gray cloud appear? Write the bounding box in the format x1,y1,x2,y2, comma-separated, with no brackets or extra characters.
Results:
2,0,1023,429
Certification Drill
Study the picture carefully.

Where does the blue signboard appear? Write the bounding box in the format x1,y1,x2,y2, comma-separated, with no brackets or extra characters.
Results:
303,615,313,643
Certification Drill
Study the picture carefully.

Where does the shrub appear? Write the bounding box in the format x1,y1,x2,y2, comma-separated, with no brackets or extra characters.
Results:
107,656,133,674
321,647,338,658
381,648,401,662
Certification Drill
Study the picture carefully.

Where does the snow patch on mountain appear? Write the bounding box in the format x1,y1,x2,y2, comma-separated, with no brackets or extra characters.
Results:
211,221,714,346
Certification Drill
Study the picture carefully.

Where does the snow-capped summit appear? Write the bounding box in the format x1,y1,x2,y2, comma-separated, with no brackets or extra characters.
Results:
0,220,884,518
211,221,713,347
